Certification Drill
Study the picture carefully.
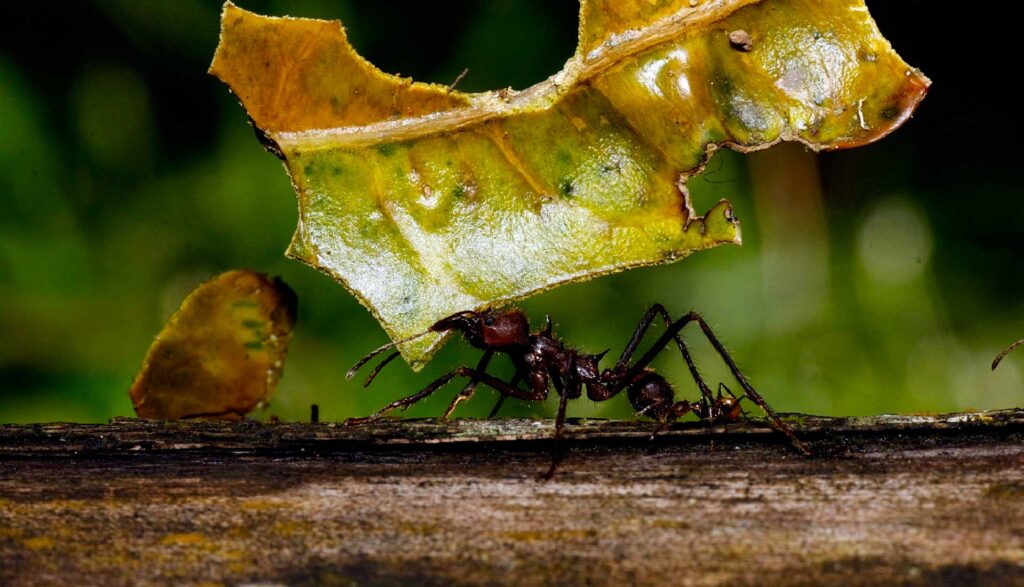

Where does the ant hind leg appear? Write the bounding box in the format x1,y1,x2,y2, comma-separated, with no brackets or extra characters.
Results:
684,312,811,455
487,395,507,419
614,304,715,404
617,309,809,454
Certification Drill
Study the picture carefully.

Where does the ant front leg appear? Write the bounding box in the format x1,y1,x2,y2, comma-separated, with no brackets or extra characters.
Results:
345,369,464,425
443,351,493,419
346,367,547,425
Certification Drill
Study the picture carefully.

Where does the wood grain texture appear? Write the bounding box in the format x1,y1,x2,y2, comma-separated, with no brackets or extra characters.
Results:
2,411,1024,586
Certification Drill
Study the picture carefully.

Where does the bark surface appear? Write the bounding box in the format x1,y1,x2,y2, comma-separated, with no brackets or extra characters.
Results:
2,411,1023,586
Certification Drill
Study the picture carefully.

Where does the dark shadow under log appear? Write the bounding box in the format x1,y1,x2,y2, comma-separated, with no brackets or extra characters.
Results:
2,411,1024,586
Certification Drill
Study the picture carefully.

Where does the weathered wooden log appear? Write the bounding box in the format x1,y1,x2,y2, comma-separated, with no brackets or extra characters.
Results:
2,411,1024,586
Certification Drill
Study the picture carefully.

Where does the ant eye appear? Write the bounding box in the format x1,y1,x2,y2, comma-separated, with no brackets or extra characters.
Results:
484,316,495,326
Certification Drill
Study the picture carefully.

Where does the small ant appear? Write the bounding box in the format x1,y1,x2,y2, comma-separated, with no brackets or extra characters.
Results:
346,305,810,477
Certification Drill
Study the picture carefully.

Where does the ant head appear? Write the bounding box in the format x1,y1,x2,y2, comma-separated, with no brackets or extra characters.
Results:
430,308,531,350
479,309,531,349
713,384,744,421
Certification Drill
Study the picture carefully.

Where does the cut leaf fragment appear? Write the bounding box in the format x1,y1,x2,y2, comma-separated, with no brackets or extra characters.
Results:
210,0,928,368
129,270,297,420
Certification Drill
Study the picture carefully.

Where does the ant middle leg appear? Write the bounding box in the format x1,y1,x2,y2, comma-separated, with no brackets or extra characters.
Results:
486,372,522,418
540,375,572,480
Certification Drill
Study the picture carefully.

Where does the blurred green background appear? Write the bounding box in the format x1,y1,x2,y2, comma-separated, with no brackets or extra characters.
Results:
2,1,1021,423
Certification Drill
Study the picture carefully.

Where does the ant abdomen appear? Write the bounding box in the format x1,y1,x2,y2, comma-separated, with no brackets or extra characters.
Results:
627,371,676,422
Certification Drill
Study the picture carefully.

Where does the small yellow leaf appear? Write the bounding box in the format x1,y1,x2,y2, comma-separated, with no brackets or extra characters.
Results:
129,270,297,420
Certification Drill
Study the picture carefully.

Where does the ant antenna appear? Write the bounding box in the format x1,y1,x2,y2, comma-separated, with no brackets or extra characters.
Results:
993,338,1024,370
362,351,400,388
447,67,469,92
346,329,434,380
700,153,735,185
717,382,730,399
349,309,488,381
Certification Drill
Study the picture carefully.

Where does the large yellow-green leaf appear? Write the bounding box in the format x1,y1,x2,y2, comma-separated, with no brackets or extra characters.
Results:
210,0,928,368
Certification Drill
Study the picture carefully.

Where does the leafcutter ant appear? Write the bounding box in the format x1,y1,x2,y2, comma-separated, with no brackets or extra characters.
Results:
346,304,810,477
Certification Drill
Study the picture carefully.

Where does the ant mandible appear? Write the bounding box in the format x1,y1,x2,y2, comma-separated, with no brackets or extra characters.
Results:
346,304,811,476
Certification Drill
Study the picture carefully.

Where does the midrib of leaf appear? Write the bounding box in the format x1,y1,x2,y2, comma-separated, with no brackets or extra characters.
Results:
479,127,550,203
272,0,762,153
